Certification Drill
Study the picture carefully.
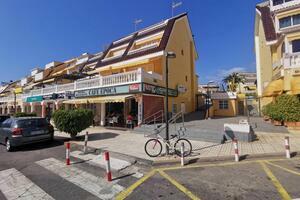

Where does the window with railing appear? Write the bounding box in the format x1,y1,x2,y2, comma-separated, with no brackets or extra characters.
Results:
292,39,300,52
128,32,163,54
273,0,294,6
279,14,300,29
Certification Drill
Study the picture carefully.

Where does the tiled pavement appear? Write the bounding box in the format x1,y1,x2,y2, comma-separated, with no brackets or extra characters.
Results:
56,126,300,162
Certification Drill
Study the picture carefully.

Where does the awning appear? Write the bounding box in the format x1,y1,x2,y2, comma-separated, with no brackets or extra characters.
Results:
63,99,89,104
88,95,133,103
291,76,300,95
263,79,283,97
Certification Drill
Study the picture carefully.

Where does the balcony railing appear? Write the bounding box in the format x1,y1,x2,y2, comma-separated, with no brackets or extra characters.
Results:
271,0,300,12
0,68,162,103
283,53,300,68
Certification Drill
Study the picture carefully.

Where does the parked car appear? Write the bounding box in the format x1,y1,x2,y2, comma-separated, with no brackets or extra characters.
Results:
0,115,10,123
0,117,54,152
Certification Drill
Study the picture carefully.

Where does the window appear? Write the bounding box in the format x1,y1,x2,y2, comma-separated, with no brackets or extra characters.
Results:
273,0,294,6
292,39,300,52
293,14,300,25
219,100,229,110
279,16,292,29
273,0,284,5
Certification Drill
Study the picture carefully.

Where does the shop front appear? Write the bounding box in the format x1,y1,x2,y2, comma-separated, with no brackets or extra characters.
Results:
25,92,73,119
68,83,178,128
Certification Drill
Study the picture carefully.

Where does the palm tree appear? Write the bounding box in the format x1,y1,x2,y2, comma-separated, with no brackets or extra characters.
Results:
223,72,245,92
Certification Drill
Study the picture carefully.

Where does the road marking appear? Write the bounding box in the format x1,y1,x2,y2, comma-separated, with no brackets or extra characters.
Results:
36,158,124,200
266,161,300,176
158,170,200,200
70,150,132,171
259,161,292,200
159,157,300,171
0,168,54,200
115,169,156,200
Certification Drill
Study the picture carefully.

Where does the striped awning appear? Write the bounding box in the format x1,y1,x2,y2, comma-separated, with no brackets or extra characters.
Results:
88,95,133,103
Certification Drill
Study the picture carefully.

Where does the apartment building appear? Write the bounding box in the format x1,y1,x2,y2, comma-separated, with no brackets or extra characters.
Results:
0,13,199,127
255,0,300,107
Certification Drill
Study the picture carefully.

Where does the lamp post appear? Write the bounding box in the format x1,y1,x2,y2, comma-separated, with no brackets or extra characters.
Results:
165,51,176,155
206,81,215,120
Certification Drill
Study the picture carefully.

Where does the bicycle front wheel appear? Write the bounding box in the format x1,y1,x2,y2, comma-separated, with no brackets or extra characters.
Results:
144,139,162,157
174,138,192,157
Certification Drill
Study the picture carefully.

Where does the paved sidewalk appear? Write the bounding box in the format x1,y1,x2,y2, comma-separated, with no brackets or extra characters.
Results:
55,127,300,162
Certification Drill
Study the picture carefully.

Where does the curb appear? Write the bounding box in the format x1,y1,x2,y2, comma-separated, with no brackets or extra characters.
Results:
152,151,300,167
71,143,154,167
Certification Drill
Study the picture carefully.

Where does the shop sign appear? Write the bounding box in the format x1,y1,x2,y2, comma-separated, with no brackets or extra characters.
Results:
74,85,131,98
26,96,43,103
143,83,178,97
129,83,141,92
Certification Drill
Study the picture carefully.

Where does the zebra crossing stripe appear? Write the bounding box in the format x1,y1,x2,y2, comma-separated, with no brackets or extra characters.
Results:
0,168,54,200
36,158,124,200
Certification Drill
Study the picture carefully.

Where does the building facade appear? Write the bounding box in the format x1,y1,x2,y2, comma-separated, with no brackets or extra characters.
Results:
0,13,199,127
255,0,300,107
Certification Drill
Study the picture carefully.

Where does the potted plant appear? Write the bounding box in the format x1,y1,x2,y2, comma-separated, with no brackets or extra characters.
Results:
262,104,271,121
268,102,283,126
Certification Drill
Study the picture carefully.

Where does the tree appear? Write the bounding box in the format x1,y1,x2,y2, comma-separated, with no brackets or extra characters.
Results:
52,109,94,139
223,72,245,92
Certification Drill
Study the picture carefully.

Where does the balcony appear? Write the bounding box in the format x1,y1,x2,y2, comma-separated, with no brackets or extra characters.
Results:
0,68,163,102
271,0,300,12
283,52,300,68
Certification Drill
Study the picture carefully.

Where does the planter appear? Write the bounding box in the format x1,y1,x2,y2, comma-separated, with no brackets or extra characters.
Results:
271,120,283,126
263,116,270,121
284,121,297,127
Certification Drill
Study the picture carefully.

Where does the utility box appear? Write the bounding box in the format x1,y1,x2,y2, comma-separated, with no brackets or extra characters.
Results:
224,123,256,142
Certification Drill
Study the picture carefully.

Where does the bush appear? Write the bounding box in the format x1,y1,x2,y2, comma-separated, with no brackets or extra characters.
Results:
14,112,37,117
52,109,94,139
275,94,300,122
262,103,272,117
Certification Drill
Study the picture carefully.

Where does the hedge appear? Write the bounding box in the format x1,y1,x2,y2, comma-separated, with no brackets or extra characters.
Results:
52,109,94,139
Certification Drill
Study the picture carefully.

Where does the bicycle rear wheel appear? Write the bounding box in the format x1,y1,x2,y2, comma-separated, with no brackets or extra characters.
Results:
174,138,192,157
144,139,162,157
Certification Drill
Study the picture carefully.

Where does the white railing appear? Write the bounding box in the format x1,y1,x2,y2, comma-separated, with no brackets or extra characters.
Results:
271,0,300,12
283,53,300,68
0,68,162,103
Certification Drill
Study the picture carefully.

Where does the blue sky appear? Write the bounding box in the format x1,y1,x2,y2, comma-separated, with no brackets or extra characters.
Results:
0,0,262,84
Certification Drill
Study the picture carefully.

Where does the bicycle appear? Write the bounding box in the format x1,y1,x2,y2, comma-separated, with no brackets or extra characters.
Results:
144,127,192,158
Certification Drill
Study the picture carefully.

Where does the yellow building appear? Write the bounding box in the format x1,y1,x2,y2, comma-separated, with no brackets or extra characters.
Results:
0,13,199,127
255,0,300,108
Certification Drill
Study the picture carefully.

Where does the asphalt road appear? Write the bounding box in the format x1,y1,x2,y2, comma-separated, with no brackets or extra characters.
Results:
0,136,140,200
119,157,300,200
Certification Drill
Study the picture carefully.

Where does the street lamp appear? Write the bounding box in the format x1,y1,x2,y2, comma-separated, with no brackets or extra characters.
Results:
165,51,176,155
206,81,215,120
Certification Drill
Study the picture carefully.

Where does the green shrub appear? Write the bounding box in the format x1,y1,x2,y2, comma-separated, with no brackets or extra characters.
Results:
275,94,300,122
14,112,37,117
52,109,94,139
262,103,273,117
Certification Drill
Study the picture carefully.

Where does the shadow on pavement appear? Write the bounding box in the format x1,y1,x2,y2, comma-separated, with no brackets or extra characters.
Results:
13,137,67,152
74,132,119,142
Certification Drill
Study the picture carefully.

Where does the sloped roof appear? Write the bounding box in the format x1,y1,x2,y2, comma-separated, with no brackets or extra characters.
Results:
256,4,280,42
94,13,188,69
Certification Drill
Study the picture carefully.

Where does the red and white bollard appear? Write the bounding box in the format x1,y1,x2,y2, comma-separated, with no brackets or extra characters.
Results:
66,142,71,165
104,151,112,182
285,136,291,159
83,131,88,154
233,138,239,162
181,142,185,167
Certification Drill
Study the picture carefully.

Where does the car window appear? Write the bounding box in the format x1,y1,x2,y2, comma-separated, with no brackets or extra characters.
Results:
17,119,48,128
1,119,12,128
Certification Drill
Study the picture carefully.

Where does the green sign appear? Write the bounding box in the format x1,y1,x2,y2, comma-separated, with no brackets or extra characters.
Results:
26,96,43,103
142,83,178,97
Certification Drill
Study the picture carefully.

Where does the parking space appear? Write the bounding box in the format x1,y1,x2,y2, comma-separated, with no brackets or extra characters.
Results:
117,158,300,200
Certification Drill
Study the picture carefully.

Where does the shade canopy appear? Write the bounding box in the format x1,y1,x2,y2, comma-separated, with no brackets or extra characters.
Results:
262,79,283,97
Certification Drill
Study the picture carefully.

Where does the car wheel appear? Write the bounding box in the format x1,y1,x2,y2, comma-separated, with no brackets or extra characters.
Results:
6,139,13,152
